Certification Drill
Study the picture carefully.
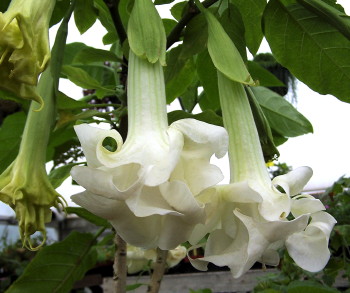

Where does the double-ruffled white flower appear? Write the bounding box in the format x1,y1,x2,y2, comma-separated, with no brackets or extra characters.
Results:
71,51,228,250
188,73,336,277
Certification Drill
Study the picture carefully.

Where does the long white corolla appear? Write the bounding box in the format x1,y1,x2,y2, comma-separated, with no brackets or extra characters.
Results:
189,73,335,277
71,51,228,250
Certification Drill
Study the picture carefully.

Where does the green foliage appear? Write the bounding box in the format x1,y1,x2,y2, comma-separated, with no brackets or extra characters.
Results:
251,86,313,138
0,236,39,292
74,0,98,34
66,207,112,228
263,0,350,103
6,232,98,293
0,112,26,174
231,0,266,55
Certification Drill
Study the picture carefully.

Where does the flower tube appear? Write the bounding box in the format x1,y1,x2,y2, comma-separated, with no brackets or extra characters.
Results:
0,0,54,107
189,73,335,277
71,51,228,250
0,68,65,250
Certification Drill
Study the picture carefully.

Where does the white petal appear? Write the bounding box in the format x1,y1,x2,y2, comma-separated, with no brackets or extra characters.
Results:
144,127,184,186
252,182,291,221
286,211,336,272
71,190,161,248
125,185,181,217
71,165,140,201
170,118,228,159
159,180,205,224
74,124,123,168
272,166,312,196
169,119,228,195
166,246,186,268
291,197,325,218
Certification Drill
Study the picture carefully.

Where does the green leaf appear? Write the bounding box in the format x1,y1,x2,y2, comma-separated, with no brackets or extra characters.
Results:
61,65,114,94
57,92,90,110
203,8,255,85
168,110,223,127
51,1,76,90
66,207,112,228
73,47,121,64
63,43,88,65
170,1,188,21
94,0,118,37
126,283,147,291
296,0,350,41
196,50,220,111
179,81,199,113
231,0,266,55
0,0,10,12
56,109,108,130
165,46,196,103
50,0,70,27
155,0,175,4
6,232,98,293
181,14,208,59
246,87,280,161
263,0,350,103
0,112,26,173
163,18,178,36
48,163,82,189
74,0,98,34
248,61,285,87
220,3,247,62
287,280,340,293
251,86,313,137
127,0,166,64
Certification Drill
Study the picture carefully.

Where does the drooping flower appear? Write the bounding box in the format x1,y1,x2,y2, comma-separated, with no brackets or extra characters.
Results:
71,51,228,250
0,68,66,250
0,0,55,107
188,72,336,277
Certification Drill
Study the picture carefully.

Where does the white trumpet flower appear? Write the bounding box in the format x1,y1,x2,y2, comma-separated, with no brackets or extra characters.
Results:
189,73,335,277
71,51,228,250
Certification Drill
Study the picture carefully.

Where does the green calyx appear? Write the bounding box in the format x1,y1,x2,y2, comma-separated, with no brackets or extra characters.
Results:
0,0,55,109
0,160,65,250
127,0,166,65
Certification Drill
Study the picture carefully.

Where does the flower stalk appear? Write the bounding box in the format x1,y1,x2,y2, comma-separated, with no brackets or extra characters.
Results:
113,233,127,293
147,248,168,293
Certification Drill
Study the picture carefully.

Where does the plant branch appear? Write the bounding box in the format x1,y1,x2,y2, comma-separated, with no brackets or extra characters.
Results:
104,0,127,44
113,234,127,293
166,0,219,49
147,248,168,293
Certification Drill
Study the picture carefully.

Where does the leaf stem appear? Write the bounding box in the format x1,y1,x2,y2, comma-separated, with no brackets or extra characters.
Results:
166,0,219,49
147,248,168,293
113,233,127,293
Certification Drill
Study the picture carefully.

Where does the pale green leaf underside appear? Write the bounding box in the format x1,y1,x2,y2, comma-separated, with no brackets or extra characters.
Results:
264,0,350,103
